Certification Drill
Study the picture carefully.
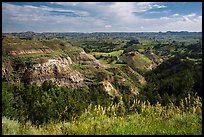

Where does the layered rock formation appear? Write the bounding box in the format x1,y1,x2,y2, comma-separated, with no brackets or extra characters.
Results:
3,46,107,88
9,47,53,55
76,51,106,68
23,57,83,88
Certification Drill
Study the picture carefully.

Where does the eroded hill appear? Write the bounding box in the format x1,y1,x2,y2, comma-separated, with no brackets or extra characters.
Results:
2,36,153,97
2,32,202,100
2,32,202,126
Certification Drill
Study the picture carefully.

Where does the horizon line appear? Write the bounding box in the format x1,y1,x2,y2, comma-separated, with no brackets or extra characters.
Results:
2,31,202,34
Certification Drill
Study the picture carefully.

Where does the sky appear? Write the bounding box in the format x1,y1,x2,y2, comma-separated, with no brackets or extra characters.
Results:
2,2,202,33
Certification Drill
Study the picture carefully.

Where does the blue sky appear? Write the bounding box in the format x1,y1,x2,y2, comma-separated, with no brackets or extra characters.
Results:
2,2,202,33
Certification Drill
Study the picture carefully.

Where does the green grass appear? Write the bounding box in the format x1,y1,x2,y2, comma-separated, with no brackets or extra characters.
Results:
2,95,202,135
90,50,124,58
2,112,201,135
186,57,202,62
89,50,124,67
122,52,152,70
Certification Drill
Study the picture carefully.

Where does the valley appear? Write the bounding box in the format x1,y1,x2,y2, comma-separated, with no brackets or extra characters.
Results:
2,31,202,135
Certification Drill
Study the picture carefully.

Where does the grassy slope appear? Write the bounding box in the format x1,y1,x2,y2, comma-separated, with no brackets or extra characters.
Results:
121,52,152,70
89,50,124,67
2,36,83,64
2,95,202,135
90,50,124,58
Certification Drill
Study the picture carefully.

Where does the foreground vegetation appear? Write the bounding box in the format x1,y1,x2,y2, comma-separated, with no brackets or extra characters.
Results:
2,94,202,135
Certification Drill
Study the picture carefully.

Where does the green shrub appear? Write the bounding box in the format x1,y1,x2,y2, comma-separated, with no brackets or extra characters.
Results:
2,94,201,135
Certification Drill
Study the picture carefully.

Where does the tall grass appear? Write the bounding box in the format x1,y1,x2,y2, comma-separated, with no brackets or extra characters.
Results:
2,94,202,135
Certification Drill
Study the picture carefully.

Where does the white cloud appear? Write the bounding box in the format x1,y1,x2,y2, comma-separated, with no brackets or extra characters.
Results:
151,4,167,9
2,2,202,32
149,10,171,14
160,17,170,20
148,13,202,32
134,2,166,12
105,25,112,28
173,13,180,17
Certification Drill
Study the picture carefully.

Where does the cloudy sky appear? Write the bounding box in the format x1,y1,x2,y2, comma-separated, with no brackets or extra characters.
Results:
2,2,202,33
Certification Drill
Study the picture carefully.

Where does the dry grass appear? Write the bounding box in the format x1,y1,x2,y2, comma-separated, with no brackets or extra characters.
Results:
2,94,202,135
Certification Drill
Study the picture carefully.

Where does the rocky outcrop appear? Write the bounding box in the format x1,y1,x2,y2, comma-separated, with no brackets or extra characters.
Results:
120,65,146,85
144,52,164,70
2,60,13,80
77,51,106,68
3,48,107,88
130,87,139,95
23,57,83,88
102,80,120,96
103,80,114,92
9,47,53,55
102,79,139,96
